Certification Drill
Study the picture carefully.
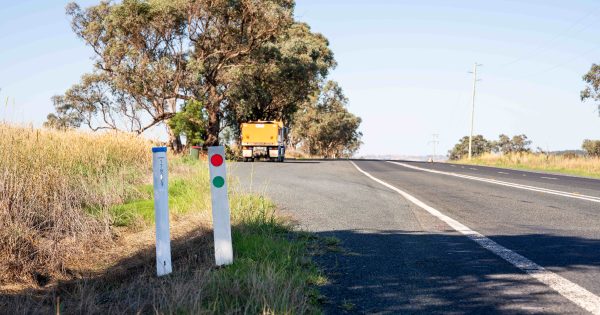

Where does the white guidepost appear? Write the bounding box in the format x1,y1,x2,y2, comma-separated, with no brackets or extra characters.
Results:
208,146,234,266
152,147,172,276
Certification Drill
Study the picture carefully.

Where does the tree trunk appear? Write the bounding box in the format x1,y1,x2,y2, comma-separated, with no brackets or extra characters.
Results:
166,124,183,153
170,99,183,152
206,109,220,147
205,85,221,147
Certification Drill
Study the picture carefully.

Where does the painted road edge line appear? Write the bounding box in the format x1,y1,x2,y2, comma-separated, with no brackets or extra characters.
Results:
350,161,600,315
388,161,600,203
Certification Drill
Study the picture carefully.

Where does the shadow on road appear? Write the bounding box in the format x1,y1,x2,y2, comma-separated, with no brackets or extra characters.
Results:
5,225,599,314
314,230,600,314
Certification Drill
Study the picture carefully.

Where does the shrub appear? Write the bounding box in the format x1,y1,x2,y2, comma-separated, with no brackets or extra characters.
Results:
582,139,600,157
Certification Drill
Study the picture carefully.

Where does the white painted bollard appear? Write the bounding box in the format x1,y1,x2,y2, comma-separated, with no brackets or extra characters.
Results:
152,147,172,276
208,146,234,266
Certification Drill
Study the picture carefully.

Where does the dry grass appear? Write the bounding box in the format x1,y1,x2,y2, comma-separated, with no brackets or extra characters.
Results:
0,124,153,285
0,171,323,314
0,124,324,313
455,152,600,178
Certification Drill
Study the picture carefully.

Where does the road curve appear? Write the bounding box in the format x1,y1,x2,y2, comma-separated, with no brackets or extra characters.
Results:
230,159,600,314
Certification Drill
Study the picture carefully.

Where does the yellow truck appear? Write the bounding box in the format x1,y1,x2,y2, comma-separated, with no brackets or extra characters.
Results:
241,121,286,162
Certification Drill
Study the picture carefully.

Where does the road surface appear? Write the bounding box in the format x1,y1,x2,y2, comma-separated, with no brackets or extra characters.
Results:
231,160,600,314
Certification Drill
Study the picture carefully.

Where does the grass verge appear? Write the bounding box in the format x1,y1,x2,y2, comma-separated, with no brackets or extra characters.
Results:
0,124,152,284
1,143,326,313
454,152,600,179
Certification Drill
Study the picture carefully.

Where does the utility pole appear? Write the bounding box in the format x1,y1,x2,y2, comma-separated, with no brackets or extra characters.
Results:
468,63,482,160
428,134,439,162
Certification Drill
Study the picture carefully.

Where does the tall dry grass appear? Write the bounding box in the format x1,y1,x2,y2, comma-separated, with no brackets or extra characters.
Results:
0,124,152,284
457,152,600,178
1,157,323,314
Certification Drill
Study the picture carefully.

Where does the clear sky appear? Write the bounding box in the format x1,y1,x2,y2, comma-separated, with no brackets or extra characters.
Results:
2,1,600,156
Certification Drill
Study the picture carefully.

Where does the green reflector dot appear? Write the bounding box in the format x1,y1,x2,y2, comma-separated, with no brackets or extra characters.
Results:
213,176,225,188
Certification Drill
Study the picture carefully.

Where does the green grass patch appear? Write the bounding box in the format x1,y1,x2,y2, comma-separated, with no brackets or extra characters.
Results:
107,160,211,227
49,158,327,313
201,198,325,313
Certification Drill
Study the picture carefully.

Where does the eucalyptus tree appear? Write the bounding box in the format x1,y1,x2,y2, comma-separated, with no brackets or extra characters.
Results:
291,81,362,158
224,22,336,135
47,0,193,150
448,135,493,160
582,139,600,157
582,63,600,115
187,0,295,146
493,134,531,154
48,0,295,148
49,0,341,149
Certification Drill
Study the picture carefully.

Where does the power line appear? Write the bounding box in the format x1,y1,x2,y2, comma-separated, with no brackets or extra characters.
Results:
501,6,600,67
518,42,600,79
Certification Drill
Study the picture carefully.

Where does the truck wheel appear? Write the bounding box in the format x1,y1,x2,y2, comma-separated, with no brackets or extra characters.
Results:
243,157,248,162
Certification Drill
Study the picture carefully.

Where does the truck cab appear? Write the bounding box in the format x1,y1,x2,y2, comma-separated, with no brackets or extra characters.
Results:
241,121,286,162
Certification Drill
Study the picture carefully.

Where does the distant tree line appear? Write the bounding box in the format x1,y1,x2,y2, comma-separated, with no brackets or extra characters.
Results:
443,46,600,161
449,134,600,160
45,0,361,158
448,134,531,160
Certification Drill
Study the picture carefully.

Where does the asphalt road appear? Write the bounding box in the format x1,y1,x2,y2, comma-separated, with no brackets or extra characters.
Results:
230,160,600,314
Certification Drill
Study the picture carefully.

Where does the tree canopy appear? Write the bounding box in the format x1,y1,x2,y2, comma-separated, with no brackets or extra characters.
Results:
582,139,600,157
47,0,193,149
225,22,335,135
448,135,493,160
581,63,600,116
291,81,362,158
493,134,531,154
46,0,361,156
168,100,206,147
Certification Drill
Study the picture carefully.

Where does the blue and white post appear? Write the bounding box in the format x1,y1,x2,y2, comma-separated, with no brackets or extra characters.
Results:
152,146,172,276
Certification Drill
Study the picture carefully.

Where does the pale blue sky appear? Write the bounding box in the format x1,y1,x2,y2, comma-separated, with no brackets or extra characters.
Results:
2,1,600,155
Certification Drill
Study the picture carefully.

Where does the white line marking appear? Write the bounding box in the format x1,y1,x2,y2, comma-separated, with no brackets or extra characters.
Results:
388,161,600,204
351,161,600,314
469,167,478,170
541,176,558,180
450,165,457,167
498,171,509,174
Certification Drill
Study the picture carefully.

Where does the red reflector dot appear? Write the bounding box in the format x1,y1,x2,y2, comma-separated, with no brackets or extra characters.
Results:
211,154,224,167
